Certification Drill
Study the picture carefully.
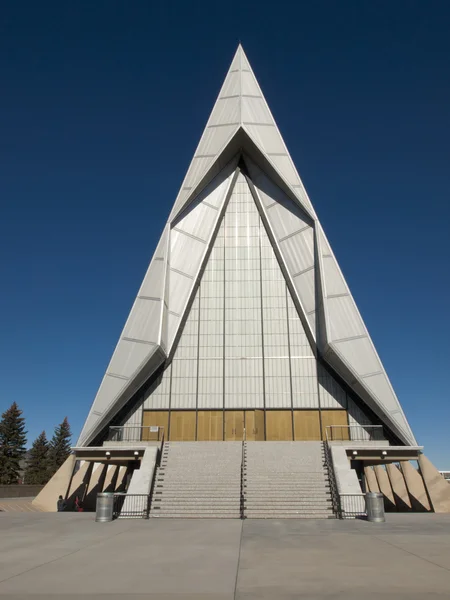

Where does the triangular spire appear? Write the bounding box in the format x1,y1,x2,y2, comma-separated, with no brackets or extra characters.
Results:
169,45,315,221
78,47,416,449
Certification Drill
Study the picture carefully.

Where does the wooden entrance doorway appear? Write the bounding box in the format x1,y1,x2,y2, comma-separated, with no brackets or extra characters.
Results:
224,411,244,441
245,410,265,441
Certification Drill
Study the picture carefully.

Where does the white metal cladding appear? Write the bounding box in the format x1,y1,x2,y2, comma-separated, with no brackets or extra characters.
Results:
347,397,374,440
169,45,316,222
79,44,417,448
317,363,347,409
166,162,237,349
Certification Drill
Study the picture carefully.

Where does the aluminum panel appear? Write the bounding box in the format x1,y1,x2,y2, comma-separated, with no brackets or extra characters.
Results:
241,70,261,96
241,96,273,124
138,259,165,299
196,124,237,156
292,268,316,314
322,256,348,297
266,203,311,240
108,340,156,380
208,97,240,126
327,295,366,341
279,228,314,274
122,298,161,344
170,393,196,409
268,154,299,186
317,364,347,409
175,203,217,242
219,70,240,97
183,156,215,190
89,374,127,417
244,124,286,155
334,337,382,377
122,400,143,427
347,397,373,441
198,394,223,409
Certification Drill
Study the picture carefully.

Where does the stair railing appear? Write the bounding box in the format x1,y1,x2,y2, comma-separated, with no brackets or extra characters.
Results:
240,439,246,519
323,441,342,519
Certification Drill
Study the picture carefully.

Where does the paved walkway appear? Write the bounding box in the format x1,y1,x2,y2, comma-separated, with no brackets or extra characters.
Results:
0,498,42,513
0,513,449,598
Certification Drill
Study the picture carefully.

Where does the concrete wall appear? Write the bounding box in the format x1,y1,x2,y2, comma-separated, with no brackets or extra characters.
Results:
330,446,365,517
0,485,44,498
32,455,76,512
386,464,411,510
400,461,431,512
419,455,450,513
374,465,396,511
364,466,379,493
119,447,158,518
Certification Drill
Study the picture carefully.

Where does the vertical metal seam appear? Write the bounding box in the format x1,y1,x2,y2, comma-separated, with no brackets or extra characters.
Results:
286,284,295,439
258,205,267,439
222,181,227,441
195,286,201,440
167,362,173,440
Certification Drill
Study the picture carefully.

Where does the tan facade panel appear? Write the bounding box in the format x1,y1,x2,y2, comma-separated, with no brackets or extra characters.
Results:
197,411,223,441
142,411,169,441
293,410,321,441
266,411,293,441
245,410,264,441
225,411,244,441
320,410,349,441
169,411,196,441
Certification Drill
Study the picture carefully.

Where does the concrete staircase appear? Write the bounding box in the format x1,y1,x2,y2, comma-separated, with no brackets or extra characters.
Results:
243,442,334,518
150,442,242,518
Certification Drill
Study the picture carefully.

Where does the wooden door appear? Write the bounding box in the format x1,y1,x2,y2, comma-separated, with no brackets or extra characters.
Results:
224,411,244,441
265,411,293,441
142,411,169,441
245,410,265,441
293,410,321,441
320,410,349,441
169,411,196,441
197,411,223,441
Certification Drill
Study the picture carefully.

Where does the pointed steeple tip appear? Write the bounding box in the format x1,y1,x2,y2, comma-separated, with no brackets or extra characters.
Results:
229,43,251,73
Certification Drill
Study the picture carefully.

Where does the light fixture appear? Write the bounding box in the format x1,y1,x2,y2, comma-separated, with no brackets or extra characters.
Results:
352,451,358,456
134,451,139,457
382,451,387,456
105,451,111,458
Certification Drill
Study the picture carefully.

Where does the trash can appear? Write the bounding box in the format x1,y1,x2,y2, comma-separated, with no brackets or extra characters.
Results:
95,492,114,522
365,492,385,523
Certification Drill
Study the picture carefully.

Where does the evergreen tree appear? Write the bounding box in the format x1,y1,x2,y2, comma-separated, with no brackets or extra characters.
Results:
0,402,27,484
49,417,72,475
24,431,50,485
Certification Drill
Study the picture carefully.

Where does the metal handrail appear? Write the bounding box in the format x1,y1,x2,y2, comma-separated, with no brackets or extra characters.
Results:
113,493,150,519
323,441,341,518
325,424,385,442
107,425,165,442
339,493,367,519
240,439,246,519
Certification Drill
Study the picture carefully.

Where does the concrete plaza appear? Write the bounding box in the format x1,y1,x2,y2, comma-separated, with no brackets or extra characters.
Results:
0,512,449,599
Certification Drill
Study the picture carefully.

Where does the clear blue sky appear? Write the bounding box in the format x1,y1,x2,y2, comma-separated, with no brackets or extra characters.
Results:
1,1,449,467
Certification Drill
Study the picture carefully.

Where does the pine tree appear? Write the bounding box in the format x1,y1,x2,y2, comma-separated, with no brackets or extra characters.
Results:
0,402,27,484
49,417,72,475
24,431,50,485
